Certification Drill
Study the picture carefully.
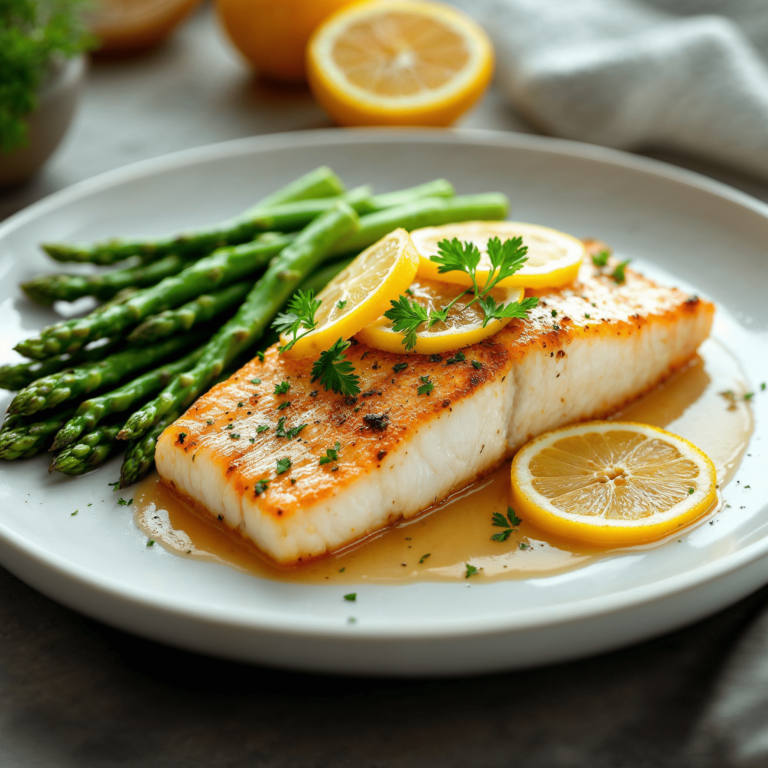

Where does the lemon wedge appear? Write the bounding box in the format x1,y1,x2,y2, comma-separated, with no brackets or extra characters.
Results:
510,421,717,547
412,221,585,290
280,228,419,359
307,0,494,127
356,277,524,355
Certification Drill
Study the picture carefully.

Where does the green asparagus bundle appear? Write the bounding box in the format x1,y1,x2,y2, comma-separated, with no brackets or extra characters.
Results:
15,235,293,359
41,166,346,265
21,253,195,306
51,346,206,450
9,331,208,416
0,338,123,391
118,202,360,441
126,282,251,343
50,422,124,475
0,409,76,460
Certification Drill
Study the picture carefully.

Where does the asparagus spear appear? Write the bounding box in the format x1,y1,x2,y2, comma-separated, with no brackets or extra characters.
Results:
51,346,206,450
0,338,123,391
118,202,360,441
41,166,346,265
118,410,181,488
126,282,250,343
370,179,454,210
15,235,293,360
20,253,195,306
248,186,374,231
9,331,208,416
50,422,124,475
331,193,509,256
0,408,76,460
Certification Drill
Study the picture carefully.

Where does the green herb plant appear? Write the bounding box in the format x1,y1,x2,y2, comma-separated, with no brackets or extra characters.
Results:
1,0,94,153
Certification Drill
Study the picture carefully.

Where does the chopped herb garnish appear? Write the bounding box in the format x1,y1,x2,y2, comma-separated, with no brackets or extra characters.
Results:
147,539,155,547
417,375,434,396
591,250,610,268
611,259,631,284
584,313,591,319
491,507,522,542
551,309,558,317
178,432,187,444
344,593,356,602
71,510,78,516
286,424,306,440
254,480,268,495
472,360,482,370
688,487,695,495
273,289,322,352
117,498,133,506
310,338,361,396
256,350,265,363
256,424,270,434
761,383,766,391
274,380,291,395
226,423,234,429
405,287,414,296
276,401,291,411
419,553,431,564
206,419,214,425
336,299,347,309
250,378,261,385
446,350,466,365
230,433,240,440
465,563,479,579
744,392,755,400
276,457,292,475
393,362,408,373
339,567,346,573
518,542,528,550
319,441,341,466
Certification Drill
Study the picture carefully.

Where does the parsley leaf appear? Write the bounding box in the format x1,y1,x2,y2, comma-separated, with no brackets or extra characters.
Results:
383,294,429,352
310,338,361,396
276,401,291,411
417,375,434,396
465,563,479,579
491,529,512,542
254,480,269,495
432,238,482,291
591,250,610,268
490,507,522,542
275,457,292,475
273,289,322,352
472,360,482,370
419,553,431,564
446,350,466,365
477,295,540,327
117,497,133,506
611,259,631,284
344,593,357,602
274,380,290,395
256,424,269,434
484,236,529,289
319,441,341,466
393,362,408,373
337,299,347,309
256,350,265,363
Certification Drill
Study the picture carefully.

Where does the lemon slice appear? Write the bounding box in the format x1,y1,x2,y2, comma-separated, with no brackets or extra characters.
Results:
281,228,419,359
307,0,494,127
510,421,717,547
356,277,525,355
412,221,585,290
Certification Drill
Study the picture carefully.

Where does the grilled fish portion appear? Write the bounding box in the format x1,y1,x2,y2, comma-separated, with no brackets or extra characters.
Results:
156,248,714,565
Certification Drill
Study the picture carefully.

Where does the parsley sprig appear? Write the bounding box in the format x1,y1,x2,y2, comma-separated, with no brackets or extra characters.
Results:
383,237,539,350
273,289,322,353
491,507,522,542
310,338,361,396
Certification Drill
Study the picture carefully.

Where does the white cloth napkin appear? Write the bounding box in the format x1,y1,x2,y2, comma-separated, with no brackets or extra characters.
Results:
450,0,768,180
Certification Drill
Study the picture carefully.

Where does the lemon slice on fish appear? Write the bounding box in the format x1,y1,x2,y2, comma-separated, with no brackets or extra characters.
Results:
281,228,419,359
356,277,525,355
510,421,717,547
412,221,584,290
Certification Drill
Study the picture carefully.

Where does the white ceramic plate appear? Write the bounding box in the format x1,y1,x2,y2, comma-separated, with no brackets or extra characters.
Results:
0,129,766,676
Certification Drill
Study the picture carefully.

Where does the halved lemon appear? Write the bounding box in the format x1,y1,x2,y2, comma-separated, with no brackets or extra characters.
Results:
510,421,717,547
356,277,524,355
280,228,419,359
412,221,585,290
307,0,494,127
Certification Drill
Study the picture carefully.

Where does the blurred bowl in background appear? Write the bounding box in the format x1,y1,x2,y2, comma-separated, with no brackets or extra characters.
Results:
216,0,356,82
91,0,203,54
0,56,86,188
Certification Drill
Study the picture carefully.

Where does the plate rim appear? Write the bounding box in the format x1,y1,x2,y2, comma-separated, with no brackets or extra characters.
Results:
1,126,766,643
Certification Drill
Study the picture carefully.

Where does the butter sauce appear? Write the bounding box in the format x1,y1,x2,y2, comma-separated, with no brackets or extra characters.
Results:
135,339,753,583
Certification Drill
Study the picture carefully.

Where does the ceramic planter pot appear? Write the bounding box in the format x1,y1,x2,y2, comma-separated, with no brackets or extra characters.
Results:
0,54,86,188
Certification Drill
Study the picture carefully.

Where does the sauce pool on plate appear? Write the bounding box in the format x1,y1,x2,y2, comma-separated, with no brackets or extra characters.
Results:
135,339,753,583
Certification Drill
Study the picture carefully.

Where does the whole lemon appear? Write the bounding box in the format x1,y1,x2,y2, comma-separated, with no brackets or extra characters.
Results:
217,0,357,82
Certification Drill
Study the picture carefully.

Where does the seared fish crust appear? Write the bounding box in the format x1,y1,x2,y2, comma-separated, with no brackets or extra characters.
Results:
157,243,714,564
